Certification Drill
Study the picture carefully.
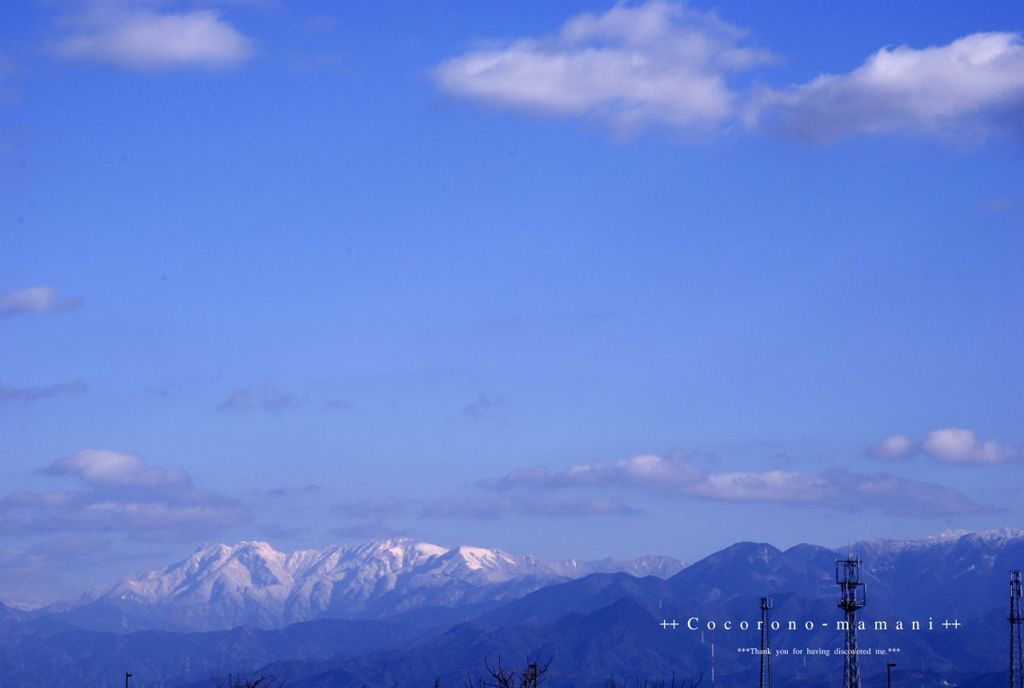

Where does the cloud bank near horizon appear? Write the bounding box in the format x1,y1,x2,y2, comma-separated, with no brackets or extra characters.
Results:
481,452,994,518
1,450,249,540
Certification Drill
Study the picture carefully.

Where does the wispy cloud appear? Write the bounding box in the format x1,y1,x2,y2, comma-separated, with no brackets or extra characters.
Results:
866,435,916,460
0,380,87,403
420,495,641,520
464,393,504,420
869,428,1023,465
329,522,415,540
259,524,310,540
329,499,414,537
260,484,321,499
333,498,412,520
482,452,993,517
0,287,81,316
218,387,295,413
481,453,702,491
433,0,772,136
52,3,254,71
751,32,1024,144
0,535,166,603
327,493,640,525
2,450,249,539
982,196,1018,213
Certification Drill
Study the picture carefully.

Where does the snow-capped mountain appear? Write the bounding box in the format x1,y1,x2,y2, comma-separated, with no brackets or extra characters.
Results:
46,529,1024,636
10,529,1024,688
51,538,685,632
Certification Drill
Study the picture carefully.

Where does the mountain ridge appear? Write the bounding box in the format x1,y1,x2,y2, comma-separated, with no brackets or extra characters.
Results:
22,528,1024,637
45,537,685,632
3,529,1024,686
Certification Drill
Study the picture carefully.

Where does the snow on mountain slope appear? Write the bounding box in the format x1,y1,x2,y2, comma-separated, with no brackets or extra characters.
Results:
52,539,685,631
35,529,1024,635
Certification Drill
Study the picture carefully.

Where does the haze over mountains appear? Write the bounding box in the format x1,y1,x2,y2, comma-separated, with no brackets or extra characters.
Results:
45,538,686,632
3,529,1023,687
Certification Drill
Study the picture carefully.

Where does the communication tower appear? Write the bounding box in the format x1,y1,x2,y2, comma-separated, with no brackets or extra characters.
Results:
759,596,773,688
1010,570,1023,688
836,556,866,688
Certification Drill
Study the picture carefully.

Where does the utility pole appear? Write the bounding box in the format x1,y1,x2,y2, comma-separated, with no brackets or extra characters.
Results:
887,662,896,688
759,597,773,688
125,671,132,688
836,556,866,688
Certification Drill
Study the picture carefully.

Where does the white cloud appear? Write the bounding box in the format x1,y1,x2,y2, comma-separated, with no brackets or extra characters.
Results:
2,449,248,539
752,32,1024,143
433,0,772,135
922,428,1022,464
0,286,81,316
483,452,992,517
43,449,189,487
689,469,827,502
54,7,254,71
867,428,1022,465
483,453,703,491
867,435,915,460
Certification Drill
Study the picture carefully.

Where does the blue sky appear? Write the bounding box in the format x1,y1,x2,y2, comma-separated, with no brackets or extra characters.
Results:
1,0,1024,602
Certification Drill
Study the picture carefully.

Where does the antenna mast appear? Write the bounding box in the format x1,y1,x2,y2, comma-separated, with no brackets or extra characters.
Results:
1011,570,1023,688
837,556,866,688
759,597,773,688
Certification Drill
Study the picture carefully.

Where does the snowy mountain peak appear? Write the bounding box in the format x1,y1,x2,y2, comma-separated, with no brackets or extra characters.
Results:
57,539,685,632
357,538,449,563
855,528,1024,555
950,527,1024,543
449,545,518,570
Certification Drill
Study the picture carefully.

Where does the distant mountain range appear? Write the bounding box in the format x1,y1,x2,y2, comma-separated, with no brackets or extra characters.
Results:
3,529,1024,687
43,538,686,632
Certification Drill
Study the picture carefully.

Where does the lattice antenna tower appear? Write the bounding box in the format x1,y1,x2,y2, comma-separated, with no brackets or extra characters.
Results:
836,556,866,688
